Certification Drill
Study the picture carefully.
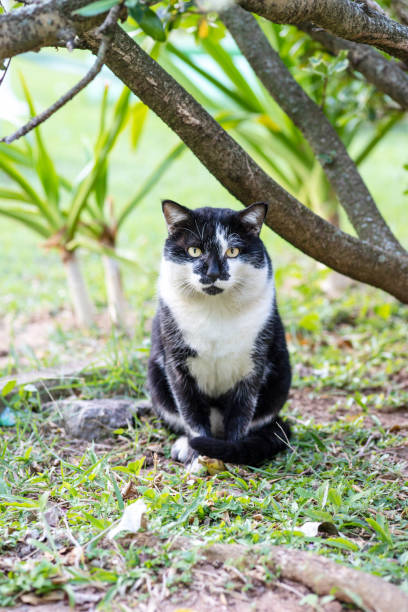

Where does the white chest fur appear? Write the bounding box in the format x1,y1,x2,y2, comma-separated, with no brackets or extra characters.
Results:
159,259,274,397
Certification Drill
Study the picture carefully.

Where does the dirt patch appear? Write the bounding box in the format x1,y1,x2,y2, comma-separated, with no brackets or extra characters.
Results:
0,308,120,373
289,387,408,431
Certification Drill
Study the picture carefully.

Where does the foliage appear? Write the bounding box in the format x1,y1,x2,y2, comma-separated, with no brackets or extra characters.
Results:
161,24,403,216
72,0,404,219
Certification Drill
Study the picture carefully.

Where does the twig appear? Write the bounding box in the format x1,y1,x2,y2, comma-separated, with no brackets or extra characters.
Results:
1,3,121,144
0,0,11,89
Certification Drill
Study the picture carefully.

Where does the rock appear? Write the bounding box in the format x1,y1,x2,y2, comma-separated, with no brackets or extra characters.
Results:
56,398,152,441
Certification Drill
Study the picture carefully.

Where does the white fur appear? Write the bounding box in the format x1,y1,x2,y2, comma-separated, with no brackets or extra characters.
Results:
171,436,190,461
210,407,225,437
159,256,274,397
215,224,229,256
249,413,275,430
158,403,184,431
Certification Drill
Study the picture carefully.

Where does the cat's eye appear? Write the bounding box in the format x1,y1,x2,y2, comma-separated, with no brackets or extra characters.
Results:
188,246,202,258
226,247,240,258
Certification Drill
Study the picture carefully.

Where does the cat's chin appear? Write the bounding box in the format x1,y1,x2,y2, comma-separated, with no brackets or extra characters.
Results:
202,286,224,296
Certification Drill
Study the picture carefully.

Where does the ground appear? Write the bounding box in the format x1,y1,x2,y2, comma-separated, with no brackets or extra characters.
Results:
0,277,407,611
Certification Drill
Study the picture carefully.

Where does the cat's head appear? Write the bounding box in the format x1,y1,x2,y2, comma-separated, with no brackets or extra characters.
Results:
161,200,270,297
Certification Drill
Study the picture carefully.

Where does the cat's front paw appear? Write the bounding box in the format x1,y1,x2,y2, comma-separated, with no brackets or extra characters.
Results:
171,435,197,464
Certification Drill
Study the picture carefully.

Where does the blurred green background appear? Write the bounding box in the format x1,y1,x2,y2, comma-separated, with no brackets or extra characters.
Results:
0,37,407,375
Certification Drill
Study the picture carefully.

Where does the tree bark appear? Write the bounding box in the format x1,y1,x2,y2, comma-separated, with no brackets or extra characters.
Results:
0,0,100,61
79,26,408,303
1,2,407,301
239,0,408,62
301,24,408,109
222,5,405,255
63,250,95,327
102,254,128,328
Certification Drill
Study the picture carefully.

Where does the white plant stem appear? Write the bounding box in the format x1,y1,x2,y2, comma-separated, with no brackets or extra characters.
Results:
102,254,127,328
63,251,95,327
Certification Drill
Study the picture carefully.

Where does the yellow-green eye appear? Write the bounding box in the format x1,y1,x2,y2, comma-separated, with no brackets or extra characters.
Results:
188,246,202,258
226,247,239,258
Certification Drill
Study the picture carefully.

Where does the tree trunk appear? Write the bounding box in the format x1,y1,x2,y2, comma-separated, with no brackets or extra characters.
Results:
102,254,127,328
63,251,95,328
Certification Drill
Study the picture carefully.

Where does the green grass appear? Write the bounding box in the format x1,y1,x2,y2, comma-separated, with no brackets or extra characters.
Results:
0,281,407,608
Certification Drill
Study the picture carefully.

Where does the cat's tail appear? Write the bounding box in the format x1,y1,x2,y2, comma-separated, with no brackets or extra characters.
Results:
189,417,291,466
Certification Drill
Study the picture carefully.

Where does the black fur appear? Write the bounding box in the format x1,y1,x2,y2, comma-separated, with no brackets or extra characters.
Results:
147,201,292,466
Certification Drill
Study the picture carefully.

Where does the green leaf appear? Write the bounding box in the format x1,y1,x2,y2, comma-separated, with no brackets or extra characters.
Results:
0,204,50,237
0,188,31,203
128,4,166,42
1,380,16,396
117,142,185,229
0,154,55,228
130,102,149,149
110,474,124,511
0,142,32,166
73,0,118,16
366,516,393,545
19,74,61,214
326,537,360,552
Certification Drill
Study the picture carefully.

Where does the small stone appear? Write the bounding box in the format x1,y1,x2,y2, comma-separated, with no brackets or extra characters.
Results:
54,398,150,441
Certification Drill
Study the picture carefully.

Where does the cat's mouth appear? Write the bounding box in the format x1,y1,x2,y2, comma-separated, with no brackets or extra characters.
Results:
203,286,224,295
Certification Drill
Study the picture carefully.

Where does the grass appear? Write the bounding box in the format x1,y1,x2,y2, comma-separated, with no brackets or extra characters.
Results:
0,47,407,610
0,280,407,608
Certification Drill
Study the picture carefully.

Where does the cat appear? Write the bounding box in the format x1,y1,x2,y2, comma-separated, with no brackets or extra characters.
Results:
147,200,292,468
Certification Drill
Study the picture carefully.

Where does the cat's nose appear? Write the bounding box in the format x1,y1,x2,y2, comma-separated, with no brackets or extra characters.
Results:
206,258,221,281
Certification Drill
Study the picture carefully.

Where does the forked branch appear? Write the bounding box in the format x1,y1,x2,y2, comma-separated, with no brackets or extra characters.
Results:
301,23,408,109
239,0,408,62
80,26,408,302
222,5,406,256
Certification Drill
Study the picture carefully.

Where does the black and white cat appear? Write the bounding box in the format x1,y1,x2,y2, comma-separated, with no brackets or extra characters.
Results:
147,200,292,468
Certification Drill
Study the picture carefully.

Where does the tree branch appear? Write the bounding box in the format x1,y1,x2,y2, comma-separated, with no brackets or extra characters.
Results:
80,26,408,302
0,0,102,62
301,23,408,109
238,0,408,63
222,5,406,256
392,0,408,26
1,4,121,144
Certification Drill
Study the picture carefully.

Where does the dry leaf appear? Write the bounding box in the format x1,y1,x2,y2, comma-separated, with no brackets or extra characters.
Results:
121,481,139,500
198,455,226,475
21,591,64,604
107,499,147,539
61,545,84,566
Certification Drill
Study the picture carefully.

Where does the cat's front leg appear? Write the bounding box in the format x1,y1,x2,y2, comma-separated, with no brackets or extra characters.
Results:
167,365,212,469
167,363,211,437
223,380,258,441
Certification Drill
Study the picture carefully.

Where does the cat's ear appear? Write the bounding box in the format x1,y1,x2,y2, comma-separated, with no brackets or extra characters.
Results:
238,203,268,236
162,200,192,234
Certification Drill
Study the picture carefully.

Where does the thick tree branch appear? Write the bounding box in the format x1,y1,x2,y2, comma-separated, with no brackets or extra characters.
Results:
80,26,408,302
0,0,101,61
239,0,408,63
222,5,406,256
301,23,408,109
1,5,121,143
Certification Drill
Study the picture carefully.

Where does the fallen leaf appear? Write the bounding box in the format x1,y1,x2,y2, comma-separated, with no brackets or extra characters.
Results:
21,591,64,604
198,455,226,475
61,545,84,566
121,481,139,500
107,499,147,539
